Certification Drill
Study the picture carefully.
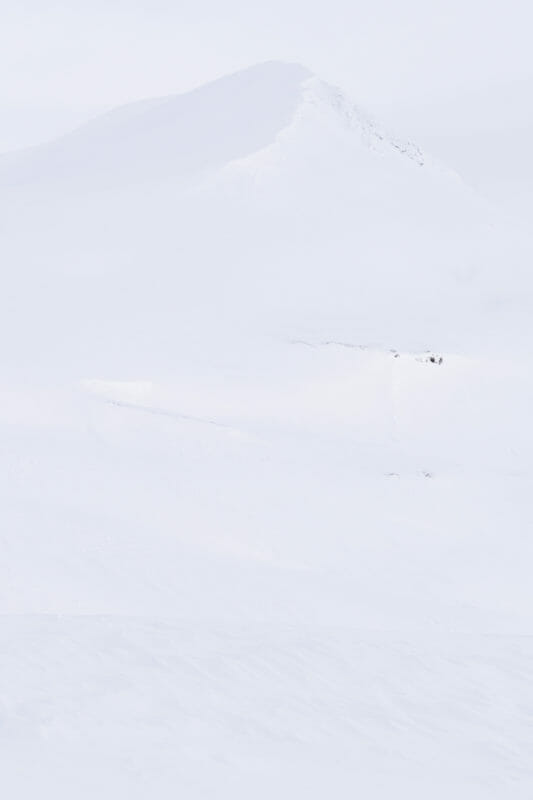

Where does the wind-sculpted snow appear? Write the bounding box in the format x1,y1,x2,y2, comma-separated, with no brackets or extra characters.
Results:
2,617,531,799
0,61,311,189
0,61,532,798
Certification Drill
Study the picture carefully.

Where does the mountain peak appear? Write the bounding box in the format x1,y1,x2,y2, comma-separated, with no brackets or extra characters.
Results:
0,61,315,190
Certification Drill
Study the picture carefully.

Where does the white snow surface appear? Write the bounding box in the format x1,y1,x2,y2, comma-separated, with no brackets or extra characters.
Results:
1,61,532,797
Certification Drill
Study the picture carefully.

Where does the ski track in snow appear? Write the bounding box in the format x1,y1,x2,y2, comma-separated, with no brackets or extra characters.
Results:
105,398,234,430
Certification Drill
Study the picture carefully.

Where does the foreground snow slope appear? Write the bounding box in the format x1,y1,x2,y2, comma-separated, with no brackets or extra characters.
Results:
1,62,532,797
2,618,531,800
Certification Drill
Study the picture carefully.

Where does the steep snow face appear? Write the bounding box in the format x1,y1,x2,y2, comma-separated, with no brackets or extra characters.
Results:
286,75,427,165
0,61,311,189
1,61,533,799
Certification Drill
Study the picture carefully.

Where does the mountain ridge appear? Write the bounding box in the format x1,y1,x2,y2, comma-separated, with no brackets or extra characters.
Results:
0,61,432,190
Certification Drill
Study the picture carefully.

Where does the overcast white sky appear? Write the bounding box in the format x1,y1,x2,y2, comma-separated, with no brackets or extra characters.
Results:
3,0,533,106
1,0,533,207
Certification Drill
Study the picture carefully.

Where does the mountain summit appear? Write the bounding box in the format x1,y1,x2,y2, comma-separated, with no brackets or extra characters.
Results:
1,61,428,188
1,62,312,187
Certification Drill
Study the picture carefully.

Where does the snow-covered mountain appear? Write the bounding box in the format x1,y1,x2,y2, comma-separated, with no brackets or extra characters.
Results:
1,62,532,798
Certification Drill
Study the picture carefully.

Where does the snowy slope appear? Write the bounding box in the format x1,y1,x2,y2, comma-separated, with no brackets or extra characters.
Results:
0,62,311,189
1,62,532,797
